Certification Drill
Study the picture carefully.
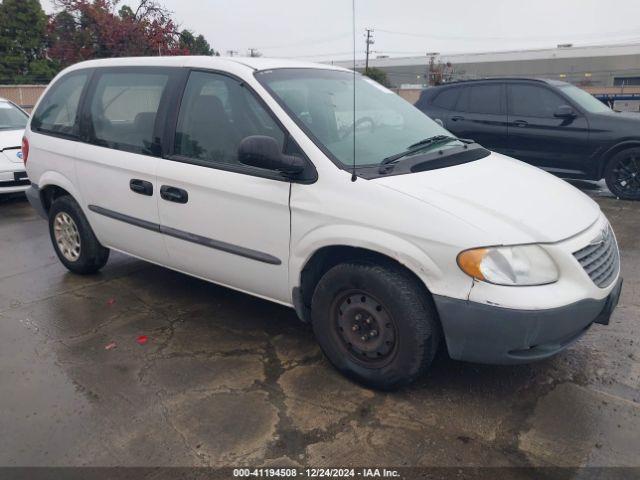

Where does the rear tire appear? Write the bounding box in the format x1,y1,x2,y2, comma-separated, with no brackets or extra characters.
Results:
49,196,110,274
311,262,440,390
604,148,640,200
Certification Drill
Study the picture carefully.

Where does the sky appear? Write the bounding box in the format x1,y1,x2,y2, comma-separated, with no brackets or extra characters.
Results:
43,0,640,61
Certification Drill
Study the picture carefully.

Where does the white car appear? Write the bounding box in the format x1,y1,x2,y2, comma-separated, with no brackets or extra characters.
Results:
0,98,29,195
23,57,622,389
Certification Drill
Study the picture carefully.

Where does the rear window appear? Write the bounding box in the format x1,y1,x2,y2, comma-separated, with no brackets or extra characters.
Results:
31,72,88,137
469,84,503,114
88,71,170,155
432,88,459,110
457,84,503,114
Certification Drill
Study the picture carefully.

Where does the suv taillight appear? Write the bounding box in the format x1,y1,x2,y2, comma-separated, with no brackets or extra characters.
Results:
21,136,29,165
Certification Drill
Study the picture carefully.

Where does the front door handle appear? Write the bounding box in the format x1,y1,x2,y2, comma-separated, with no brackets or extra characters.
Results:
160,185,188,204
451,115,465,122
513,120,529,128
130,179,153,196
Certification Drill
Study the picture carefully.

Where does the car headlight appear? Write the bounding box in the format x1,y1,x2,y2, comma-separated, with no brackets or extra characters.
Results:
457,245,559,286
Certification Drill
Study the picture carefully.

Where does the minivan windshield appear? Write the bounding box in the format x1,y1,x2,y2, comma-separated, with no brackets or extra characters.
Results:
559,84,612,114
0,101,28,130
256,68,460,167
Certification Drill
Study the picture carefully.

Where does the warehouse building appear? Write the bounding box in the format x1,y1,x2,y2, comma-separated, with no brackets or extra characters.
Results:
332,42,640,110
336,42,640,88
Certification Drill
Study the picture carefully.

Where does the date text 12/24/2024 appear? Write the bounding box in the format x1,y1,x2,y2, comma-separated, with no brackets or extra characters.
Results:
233,468,401,478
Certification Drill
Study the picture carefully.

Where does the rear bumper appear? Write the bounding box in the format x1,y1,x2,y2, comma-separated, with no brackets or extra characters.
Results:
25,183,47,219
433,278,623,364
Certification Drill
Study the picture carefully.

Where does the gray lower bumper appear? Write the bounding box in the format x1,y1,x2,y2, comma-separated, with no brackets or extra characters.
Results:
25,183,47,219
433,278,623,365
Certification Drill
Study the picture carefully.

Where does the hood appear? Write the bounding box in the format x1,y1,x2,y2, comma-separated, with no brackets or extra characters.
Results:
0,129,24,164
375,153,600,245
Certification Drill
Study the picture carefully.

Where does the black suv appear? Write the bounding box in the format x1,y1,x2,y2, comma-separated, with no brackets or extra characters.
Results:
415,78,640,200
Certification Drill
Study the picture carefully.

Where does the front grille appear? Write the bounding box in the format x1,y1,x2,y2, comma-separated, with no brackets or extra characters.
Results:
573,225,620,288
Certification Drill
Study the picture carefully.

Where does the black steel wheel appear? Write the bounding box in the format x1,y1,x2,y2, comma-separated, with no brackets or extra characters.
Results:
605,148,640,200
311,262,440,390
332,290,398,368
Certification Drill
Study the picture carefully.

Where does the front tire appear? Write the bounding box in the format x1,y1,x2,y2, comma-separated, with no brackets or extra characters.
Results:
49,196,110,274
311,262,440,390
604,148,640,200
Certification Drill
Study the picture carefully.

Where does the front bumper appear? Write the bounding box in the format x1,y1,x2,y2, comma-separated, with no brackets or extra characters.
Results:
0,169,29,193
433,277,623,364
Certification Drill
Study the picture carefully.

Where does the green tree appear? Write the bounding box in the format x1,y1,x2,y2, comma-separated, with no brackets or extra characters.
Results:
179,29,217,55
0,0,57,84
363,67,390,88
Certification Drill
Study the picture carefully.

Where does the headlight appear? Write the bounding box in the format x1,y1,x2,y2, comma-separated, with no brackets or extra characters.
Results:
457,245,558,286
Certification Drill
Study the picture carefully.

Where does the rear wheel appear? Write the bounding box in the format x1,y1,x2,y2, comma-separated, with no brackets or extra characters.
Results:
49,195,110,274
311,262,440,390
604,148,640,200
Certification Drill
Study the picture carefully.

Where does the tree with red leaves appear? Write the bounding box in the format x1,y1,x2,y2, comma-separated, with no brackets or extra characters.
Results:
48,0,204,68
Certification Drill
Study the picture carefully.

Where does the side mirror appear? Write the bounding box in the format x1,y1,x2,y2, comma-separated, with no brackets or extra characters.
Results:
434,118,445,128
554,105,576,118
238,135,305,175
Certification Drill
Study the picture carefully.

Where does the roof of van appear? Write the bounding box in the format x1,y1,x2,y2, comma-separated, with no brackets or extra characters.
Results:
64,56,350,73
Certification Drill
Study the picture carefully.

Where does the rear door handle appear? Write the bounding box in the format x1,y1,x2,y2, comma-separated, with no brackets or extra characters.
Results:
451,115,465,122
130,179,153,196
513,120,529,128
160,185,188,204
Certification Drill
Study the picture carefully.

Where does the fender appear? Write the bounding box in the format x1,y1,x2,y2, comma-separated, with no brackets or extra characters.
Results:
38,170,85,209
291,224,458,298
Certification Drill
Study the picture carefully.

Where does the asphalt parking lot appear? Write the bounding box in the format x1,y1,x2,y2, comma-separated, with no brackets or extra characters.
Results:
0,187,638,469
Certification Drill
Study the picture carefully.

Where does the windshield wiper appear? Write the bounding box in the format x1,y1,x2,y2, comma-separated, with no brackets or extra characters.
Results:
380,135,461,166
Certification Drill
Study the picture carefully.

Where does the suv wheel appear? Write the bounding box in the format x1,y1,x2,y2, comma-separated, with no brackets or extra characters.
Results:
604,148,640,200
311,262,440,390
49,196,110,274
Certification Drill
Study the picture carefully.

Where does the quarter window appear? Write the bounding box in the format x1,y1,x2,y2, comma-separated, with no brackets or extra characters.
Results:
88,71,170,154
31,72,88,137
508,84,565,118
174,71,285,167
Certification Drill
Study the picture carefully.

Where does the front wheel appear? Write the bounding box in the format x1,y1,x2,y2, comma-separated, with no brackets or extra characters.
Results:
49,195,110,274
604,148,640,200
311,262,440,390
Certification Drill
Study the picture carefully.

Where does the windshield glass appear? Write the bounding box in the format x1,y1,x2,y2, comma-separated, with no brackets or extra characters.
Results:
0,101,28,130
559,85,612,114
256,68,458,167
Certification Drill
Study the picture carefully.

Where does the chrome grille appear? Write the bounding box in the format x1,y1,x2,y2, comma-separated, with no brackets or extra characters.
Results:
573,225,620,288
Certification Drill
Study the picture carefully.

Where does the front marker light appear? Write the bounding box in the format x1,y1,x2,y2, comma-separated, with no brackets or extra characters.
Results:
457,245,559,286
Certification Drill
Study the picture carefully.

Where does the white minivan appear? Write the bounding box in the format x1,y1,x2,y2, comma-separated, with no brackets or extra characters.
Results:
24,57,622,389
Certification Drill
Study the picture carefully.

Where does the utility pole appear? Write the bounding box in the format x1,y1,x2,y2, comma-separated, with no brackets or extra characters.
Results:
364,28,374,73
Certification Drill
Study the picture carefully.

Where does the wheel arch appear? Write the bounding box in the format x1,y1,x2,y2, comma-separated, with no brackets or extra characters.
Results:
37,171,83,214
599,140,640,178
291,228,445,322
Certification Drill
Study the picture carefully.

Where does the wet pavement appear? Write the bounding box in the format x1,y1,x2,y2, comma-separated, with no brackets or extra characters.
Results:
0,190,638,469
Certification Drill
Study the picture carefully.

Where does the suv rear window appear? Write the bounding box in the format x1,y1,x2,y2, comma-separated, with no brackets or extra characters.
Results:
432,88,459,110
457,84,503,114
31,72,88,137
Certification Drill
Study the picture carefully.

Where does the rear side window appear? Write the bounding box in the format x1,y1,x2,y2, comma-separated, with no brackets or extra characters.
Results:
466,84,503,114
31,72,88,137
508,84,565,118
88,71,170,155
432,88,459,110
